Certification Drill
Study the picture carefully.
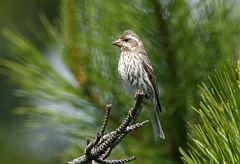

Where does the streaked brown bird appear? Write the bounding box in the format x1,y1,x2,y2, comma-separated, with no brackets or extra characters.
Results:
112,30,165,140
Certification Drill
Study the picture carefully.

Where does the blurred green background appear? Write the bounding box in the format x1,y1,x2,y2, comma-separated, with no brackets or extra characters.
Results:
0,0,240,163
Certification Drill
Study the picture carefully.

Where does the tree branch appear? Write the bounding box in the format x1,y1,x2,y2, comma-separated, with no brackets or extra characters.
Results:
67,90,147,164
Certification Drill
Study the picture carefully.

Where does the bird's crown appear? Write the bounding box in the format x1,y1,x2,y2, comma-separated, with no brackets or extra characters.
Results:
122,30,138,38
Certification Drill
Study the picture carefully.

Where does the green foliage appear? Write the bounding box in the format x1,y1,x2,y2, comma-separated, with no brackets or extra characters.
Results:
1,16,99,161
180,61,240,163
1,0,240,163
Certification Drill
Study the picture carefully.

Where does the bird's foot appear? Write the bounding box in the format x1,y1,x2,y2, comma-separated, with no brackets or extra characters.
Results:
135,90,145,100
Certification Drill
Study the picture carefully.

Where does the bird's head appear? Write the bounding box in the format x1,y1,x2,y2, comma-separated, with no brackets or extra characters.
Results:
112,30,143,51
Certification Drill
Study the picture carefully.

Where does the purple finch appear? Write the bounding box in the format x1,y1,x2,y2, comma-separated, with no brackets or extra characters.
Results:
112,30,165,140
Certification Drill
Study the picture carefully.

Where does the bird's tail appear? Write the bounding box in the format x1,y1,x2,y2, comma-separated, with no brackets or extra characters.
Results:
150,108,165,140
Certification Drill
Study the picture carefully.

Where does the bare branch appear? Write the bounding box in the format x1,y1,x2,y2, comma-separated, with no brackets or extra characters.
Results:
67,90,147,164
100,105,112,136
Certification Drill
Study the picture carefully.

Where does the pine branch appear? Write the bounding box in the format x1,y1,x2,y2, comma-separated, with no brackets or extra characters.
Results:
67,90,147,164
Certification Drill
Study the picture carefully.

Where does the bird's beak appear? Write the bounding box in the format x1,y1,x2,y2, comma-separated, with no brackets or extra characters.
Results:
112,39,122,47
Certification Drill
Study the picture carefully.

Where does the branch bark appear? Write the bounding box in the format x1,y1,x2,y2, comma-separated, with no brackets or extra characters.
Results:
67,91,148,164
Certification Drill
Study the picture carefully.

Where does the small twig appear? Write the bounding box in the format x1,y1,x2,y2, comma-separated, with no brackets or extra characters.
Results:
126,120,149,132
101,148,112,160
95,156,136,164
85,133,101,161
100,105,112,136
102,121,149,159
67,90,147,164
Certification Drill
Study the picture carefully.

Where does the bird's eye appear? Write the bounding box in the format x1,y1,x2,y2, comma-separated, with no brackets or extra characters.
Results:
123,38,129,42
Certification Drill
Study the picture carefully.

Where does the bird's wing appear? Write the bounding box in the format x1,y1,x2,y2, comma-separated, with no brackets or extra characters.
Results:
139,48,162,113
